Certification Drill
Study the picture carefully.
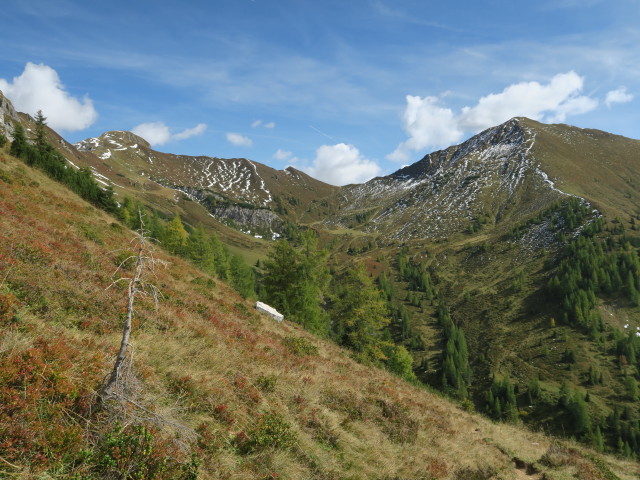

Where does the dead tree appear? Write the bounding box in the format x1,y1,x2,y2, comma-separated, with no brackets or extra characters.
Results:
99,211,165,405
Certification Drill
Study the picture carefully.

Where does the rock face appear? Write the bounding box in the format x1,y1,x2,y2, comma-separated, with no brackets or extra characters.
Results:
0,90,20,139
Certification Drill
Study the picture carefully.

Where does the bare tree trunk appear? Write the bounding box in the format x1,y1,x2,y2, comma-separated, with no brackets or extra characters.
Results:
100,244,142,401
98,211,162,406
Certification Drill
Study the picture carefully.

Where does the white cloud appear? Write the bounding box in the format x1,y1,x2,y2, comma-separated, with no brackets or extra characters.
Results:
388,95,462,163
273,149,292,161
458,71,596,129
0,62,97,132
226,132,253,147
132,122,171,145
132,121,207,146
303,143,382,185
388,71,600,161
605,87,633,107
252,119,275,129
173,123,207,140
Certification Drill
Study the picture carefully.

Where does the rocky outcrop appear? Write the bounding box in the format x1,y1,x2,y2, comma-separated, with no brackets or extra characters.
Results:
211,204,283,232
0,90,20,139
172,185,284,234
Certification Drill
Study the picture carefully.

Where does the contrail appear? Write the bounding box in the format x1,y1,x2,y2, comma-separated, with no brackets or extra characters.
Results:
309,125,336,142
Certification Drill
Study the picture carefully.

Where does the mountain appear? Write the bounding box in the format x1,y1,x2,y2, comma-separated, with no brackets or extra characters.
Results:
3,86,640,476
1,110,639,479
73,130,338,242
325,117,640,241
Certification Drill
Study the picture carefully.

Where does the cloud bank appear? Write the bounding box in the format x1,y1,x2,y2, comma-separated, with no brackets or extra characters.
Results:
388,71,599,162
0,62,97,132
132,122,207,146
303,143,381,186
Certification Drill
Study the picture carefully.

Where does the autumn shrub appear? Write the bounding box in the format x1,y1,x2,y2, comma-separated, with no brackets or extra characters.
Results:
0,290,18,324
376,398,420,444
0,337,102,469
92,423,200,479
305,409,340,449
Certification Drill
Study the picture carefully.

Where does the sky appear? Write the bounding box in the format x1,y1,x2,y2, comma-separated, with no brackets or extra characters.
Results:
0,0,639,185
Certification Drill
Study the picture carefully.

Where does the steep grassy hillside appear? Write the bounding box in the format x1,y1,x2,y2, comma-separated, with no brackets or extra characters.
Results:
1,133,639,478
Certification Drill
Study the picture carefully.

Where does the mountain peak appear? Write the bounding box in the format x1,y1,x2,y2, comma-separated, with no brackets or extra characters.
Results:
75,130,150,154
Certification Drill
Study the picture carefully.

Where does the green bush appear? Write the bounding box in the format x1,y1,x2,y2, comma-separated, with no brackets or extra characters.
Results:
236,412,296,453
255,374,278,392
282,336,318,356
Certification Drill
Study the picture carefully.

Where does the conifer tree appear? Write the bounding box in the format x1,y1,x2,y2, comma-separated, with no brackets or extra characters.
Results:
163,214,187,255
10,122,27,158
34,110,48,154
185,224,215,272
331,262,390,361
261,231,329,334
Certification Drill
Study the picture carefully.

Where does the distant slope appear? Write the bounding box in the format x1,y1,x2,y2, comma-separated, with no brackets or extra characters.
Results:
75,130,338,221
324,118,640,242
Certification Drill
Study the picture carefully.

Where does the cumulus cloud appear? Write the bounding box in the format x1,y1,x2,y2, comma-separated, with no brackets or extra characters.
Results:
458,71,596,129
0,62,97,132
132,121,207,146
387,95,462,163
303,143,382,185
388,71,599,161
605,87,633,107
273,149,292,161
226,132,253,147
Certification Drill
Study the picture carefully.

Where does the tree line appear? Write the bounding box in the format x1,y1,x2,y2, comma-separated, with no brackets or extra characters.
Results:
10,113,118,213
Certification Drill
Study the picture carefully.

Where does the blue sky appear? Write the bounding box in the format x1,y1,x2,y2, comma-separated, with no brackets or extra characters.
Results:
0,0,638,185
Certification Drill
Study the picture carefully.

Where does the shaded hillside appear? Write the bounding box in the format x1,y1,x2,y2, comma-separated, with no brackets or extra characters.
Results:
1,125,639,479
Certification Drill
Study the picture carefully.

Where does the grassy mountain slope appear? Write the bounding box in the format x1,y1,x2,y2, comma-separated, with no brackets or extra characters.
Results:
1,132,639,478
326,119,640,455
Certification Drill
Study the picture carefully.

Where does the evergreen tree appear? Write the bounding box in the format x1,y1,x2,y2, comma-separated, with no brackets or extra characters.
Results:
569,392,591,435
163,214,187,254
229,254,256,299
331,262,390,361
185,224,215,272
34,110,48,154
261,232,329,334
10,122,28,158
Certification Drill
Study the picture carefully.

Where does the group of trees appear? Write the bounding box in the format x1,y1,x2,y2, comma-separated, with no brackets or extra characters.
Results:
437,305,471,399
118,198,256,298
259,232,329,334
10,113,118,213
257,234,415,380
